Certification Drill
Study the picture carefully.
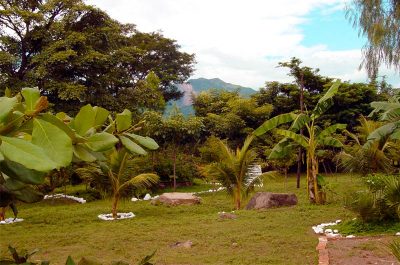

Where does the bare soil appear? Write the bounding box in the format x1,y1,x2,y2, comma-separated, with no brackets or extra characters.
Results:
328,236,399,265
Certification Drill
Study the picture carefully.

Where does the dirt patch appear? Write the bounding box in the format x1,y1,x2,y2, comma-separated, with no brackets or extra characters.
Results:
328,236,399,265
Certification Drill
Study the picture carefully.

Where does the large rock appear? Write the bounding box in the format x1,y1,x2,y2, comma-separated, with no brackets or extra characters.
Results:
155,192,201,206
245,192,297,210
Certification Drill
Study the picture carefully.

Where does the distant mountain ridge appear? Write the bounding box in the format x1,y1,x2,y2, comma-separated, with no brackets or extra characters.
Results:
165,78,256,116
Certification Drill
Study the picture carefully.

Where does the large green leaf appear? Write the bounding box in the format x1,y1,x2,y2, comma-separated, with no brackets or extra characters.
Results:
116,109,132,132
32,118,73,168
120,135,147,155
253,113,297,136
370,101,400,121
0,159,46,185
0,136,56,172
268,138,294,159
0,96,18,123
72,104,95,136
317,124,347,140
21,87,40,112
318,137,343,148
364,122,397,149
290,113,311,131
93,106,109,127
312,79,340,119
123,133,159,150
275,129,309,148
73,144,97,162
3,176,26,191
13,185,44,203
85,132,118,152
40,113,77,141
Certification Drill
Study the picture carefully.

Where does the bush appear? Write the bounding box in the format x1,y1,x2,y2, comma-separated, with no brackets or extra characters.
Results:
345,174,400,222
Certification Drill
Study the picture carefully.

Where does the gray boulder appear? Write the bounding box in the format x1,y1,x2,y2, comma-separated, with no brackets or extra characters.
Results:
154,192,201,206
245,192,297,210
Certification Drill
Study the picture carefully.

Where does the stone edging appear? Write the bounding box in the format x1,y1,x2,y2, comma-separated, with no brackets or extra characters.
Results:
316,236,329,265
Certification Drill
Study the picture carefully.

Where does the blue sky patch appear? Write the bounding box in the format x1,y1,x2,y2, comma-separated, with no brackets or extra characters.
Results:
300,8,366,50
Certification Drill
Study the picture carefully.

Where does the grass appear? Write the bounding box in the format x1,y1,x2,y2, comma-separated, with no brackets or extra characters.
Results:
1,174,363,264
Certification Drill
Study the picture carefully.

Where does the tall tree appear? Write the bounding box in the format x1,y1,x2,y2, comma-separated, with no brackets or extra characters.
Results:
0,0,195,113
347,0,400,77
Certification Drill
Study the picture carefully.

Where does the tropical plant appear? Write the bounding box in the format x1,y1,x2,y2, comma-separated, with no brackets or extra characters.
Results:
388,240,400,262
337,115,399,174
253,80,345,204
0,87,74,220
76,109,160,218
200,135,273,210
345,174,400,222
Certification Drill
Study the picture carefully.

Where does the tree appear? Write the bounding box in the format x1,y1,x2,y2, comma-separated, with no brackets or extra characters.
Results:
347,0,400,77
254,80,345,204
0,0,195,113
193,89,272,146
200,136,261,210
143,107,204,190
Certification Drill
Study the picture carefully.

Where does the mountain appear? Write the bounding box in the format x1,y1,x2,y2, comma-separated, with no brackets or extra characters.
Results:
165,78,256,116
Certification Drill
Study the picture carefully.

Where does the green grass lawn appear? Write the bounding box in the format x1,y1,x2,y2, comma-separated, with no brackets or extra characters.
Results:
1,174,362,264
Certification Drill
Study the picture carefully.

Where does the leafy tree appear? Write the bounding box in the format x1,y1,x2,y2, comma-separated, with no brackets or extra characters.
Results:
254,80,345,204
0,0,195,113
347,0,400,77
193,89,272,145
143,107,204,190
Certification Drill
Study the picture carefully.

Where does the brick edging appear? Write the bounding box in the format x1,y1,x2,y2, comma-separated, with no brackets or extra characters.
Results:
316,236,329,265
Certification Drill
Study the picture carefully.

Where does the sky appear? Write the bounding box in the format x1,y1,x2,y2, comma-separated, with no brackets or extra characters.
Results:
86,0,400,89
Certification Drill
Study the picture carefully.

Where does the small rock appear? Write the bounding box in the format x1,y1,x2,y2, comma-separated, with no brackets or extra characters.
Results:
396,232,400,236
131,197,138,202
232,242,238,247
346,235,355,238
325,229,332,233
219,212,237,219
333,229,339,233
143,194,152,200
171,240,192,248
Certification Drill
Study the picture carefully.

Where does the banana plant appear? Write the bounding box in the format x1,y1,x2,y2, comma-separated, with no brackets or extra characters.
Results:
253,80,345,204
76,109,160,219
0,88,74,220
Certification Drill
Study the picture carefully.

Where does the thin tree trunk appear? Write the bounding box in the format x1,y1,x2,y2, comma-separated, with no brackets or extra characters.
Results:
112,192,120,219
296,73,305,189
173,145,177,191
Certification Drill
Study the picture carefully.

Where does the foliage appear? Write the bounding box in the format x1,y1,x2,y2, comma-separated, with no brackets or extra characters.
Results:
337,115,398,175
254,80,345,204
193,89,272,144
200,135,275,209
388,240,400,262
345,174,400,222
0,246,155,265
142,108,203,190
75,109,160,218
347,0,400,77
0,0,195,113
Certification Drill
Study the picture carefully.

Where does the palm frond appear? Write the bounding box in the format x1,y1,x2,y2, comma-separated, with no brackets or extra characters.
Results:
119,173,159,192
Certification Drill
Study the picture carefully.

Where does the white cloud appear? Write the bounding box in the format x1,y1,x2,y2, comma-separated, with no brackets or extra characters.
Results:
85,0,399,88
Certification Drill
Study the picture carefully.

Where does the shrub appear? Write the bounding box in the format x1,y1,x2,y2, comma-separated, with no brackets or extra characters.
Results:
345,174,400,222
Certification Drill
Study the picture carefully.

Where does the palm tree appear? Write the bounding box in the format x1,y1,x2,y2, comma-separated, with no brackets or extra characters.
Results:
77,148,159,218
200,135,264,210
253,80,345,204
337,115,397,174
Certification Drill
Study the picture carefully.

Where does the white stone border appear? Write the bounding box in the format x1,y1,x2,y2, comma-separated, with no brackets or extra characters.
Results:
44,193,86,204
98,212,135,221
0,218,24,224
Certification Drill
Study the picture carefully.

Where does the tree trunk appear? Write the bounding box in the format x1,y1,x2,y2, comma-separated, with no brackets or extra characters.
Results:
112,192,120,219
296,148,302,188
296,73,305,189
173,146,177,191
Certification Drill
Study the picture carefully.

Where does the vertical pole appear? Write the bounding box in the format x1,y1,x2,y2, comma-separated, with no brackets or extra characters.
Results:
296,73,305,188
